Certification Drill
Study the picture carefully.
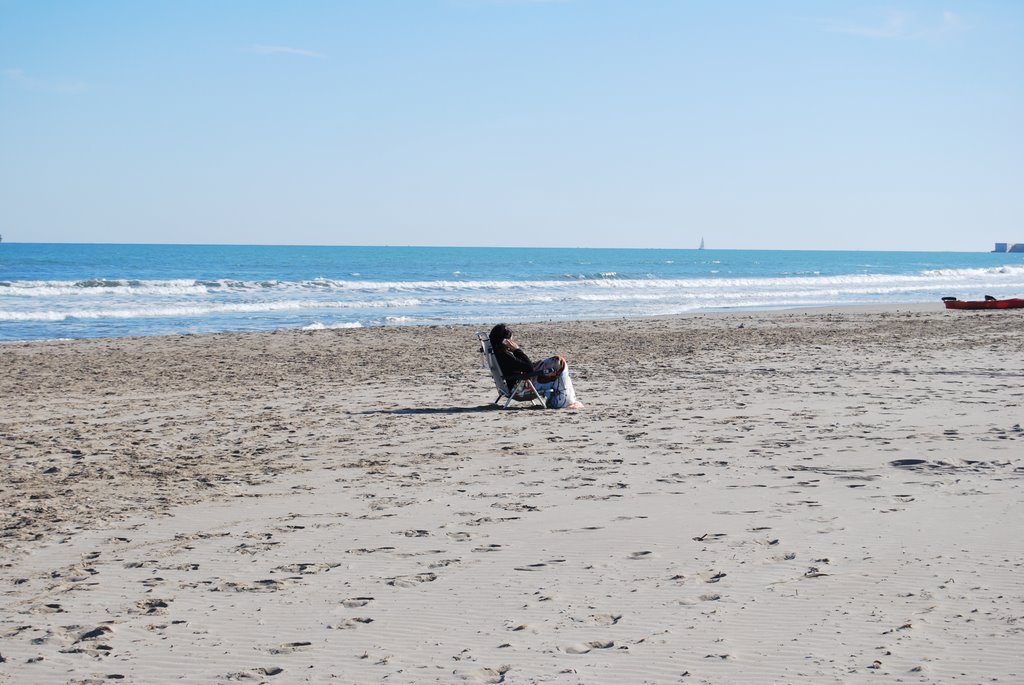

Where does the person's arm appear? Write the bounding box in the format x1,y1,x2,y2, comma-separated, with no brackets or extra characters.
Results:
496,345,534,377
511,348,533,368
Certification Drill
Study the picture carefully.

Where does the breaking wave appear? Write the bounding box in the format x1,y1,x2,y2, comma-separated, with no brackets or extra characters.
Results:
3,263,1023,300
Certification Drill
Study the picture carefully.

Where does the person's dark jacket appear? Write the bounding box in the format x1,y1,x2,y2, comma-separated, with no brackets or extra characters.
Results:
494,345,534,385
489,324,535,385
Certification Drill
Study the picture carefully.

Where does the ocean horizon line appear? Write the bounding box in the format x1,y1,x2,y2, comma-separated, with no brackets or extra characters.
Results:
0,241,1000,254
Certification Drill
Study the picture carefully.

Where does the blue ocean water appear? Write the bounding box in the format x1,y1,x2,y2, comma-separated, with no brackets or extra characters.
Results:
2,243,1023,341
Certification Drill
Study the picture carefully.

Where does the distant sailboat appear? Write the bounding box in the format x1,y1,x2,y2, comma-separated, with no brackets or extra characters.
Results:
698,237,705,250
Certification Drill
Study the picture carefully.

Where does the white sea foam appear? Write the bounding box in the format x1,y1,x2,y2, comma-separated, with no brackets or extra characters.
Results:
5,264,1024,299
300,321,364,330
4,262,1024,336
2,279,210,297
0,298,429,322
919,265,1024,277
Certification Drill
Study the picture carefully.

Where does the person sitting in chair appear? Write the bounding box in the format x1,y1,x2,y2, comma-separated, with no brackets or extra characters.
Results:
489,324,535,385
488,324,582,409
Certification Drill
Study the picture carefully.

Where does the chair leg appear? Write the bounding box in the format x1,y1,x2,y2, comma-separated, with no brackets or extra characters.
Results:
509,380,532,408
504,384,520,409
501,380,548,409
526,380,547,408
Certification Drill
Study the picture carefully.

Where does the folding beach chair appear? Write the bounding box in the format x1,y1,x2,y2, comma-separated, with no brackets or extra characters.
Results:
476,332,547,409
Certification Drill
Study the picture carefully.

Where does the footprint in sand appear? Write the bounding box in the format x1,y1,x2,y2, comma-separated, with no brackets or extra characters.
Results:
130,598,170,615
473,665,511,684
77,625,115,642
269,641,312,655
124,560,155,568
347,546,396,555
40,624,115,656
272,562,340,575
678,593,722,605
386,572,437,588
576,613,622,626
328,617,374,629
232,541,280,555
429,558,461,569
891,459,928,468
629,550,654,560
514,560,566,571
493,502,540,512
473,544,503,552
701,571,727,583
560,640,615,654
446,531,472,542
754,538,780,547
226,666,284,680
341,597,374,608
166,562,201,571
27,603,64,614
215,579,295,593
515,563,548,572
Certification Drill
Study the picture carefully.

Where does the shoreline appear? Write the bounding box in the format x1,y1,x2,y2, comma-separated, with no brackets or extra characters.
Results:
0,300,951,347
2,308,1022,682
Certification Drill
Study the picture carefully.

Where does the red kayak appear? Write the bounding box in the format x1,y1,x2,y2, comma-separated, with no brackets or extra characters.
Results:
942,296,1024,310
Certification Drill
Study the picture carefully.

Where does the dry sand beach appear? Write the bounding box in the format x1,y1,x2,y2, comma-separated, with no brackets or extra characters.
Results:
2,308,1023,684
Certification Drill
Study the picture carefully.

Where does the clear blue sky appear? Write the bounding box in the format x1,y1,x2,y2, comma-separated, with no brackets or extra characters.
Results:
1,1,1021,250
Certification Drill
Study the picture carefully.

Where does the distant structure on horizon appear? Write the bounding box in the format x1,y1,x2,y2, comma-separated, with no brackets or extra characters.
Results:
992,242,1024,253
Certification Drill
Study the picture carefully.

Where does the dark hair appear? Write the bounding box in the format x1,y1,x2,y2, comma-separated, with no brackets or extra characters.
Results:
489,323,511,351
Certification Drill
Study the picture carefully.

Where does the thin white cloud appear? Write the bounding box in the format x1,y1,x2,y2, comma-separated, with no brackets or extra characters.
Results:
826,10,963,40
251,44,323,58
933,10,963,36
830,10,911,39
2,68,88,93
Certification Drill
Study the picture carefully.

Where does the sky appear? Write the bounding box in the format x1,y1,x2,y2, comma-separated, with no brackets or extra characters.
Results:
1,1,1021,251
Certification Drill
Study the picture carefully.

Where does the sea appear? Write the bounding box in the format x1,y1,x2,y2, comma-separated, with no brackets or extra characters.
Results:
2,243,1023,341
